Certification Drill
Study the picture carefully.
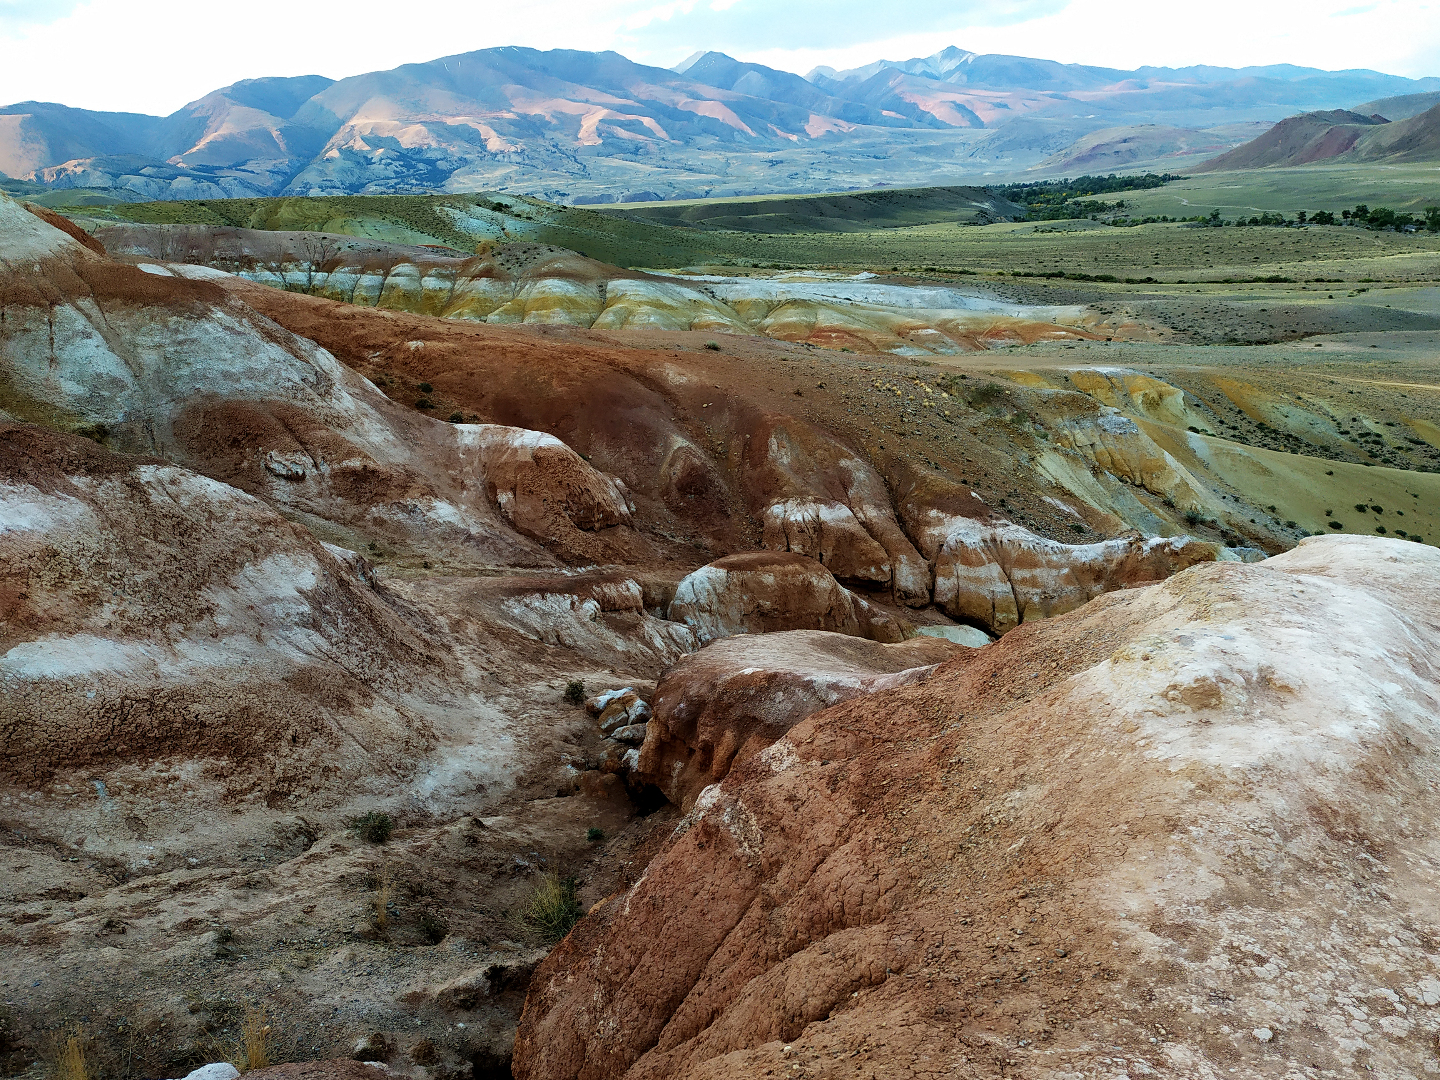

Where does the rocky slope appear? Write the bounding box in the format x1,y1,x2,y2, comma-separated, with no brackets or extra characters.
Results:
515,536,1440,1080
633,630,956,809
9,194,1432,1077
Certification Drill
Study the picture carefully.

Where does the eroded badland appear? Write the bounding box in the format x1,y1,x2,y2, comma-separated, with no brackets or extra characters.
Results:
1,163,1439,1080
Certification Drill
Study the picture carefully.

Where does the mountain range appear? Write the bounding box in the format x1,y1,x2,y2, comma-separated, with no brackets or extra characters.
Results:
2,45,1438,204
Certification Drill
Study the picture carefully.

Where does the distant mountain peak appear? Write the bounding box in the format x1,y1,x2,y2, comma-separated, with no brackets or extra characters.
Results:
672,51,707,75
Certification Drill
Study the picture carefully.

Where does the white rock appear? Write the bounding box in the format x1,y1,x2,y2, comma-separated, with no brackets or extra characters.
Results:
1251,1027,1273,1042
916,624,992,648
176,1065,240,1080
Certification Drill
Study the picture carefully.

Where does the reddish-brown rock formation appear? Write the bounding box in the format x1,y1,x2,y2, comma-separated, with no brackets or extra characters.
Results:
0,195,650,569
893,465,1226,633
744,412,932,605
667,552,907,644
634,630,957,808
515,536,1440,1080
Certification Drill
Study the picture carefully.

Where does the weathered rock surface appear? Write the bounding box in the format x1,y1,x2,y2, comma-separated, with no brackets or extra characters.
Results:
514,536,1440,1080
744,413,932,605
894,464,1226,633
667,552,904,645
634,630,956,808
0,422,445,782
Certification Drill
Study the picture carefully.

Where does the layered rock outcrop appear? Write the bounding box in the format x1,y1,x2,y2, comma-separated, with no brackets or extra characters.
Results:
744,413,931,605
515,537,1440,1080
633,630,956,808
893,465,1226,633
667,552,906,644
0,197,642,568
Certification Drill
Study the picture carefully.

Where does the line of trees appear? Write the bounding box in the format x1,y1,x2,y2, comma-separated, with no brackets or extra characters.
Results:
1193,205,1440,231
990,173,1187,221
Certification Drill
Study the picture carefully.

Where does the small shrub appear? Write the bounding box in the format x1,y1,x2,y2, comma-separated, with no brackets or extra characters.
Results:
351,811,392,844
1354,503,1368,512
586,826,606,843
969,381,1005,407
563,680,586,706
418,912,449,945
418,382,434,393
1329,521,1343,529
703,341,721,350
415,398,434,410
522,873,583,944
448,411,464,423
1182,509,1204,528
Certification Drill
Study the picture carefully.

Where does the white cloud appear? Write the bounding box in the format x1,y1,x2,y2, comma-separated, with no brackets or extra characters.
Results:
0,0,1434,116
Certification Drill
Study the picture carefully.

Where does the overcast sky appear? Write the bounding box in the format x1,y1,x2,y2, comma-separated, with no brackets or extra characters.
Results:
1,0,1436,115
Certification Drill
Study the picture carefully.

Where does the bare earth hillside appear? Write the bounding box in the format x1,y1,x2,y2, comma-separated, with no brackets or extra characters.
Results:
515,536,1440,1080
1,181,1439,1080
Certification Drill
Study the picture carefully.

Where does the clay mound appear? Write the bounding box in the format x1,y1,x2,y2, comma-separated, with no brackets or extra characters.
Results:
21,201,106,254
515,536,1440,1079
1195,108,1391,171
634,630,956,808
0,194,648,569
0,422,445,783
743,410,932,606
668,552,905,645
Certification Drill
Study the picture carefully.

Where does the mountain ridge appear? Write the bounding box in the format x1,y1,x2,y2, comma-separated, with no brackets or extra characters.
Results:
3,45,1437,203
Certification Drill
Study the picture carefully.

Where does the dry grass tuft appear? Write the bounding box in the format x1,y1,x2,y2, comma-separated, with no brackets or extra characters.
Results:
54,1032,90,1080
237,1006,270,1072
522,873,583,944
373,862,395,933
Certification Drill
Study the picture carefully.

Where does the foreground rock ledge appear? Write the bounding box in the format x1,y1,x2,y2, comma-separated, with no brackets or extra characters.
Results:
514,536,1440,1080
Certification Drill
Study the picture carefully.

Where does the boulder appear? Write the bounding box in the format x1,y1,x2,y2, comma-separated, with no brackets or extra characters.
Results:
351,1033,394,1062
634,630,956,808
611,723,648,745
586,687,638,716
596,692,651,735
667,552,901,645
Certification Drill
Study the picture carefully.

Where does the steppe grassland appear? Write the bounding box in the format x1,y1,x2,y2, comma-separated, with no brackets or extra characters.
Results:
965,334,1440,543
1113,164,1440,217
671,218,1440,282
70,174,1440,282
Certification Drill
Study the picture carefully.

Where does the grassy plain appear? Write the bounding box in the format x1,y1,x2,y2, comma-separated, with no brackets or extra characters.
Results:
67,186,1440,284
1114,164,1440,217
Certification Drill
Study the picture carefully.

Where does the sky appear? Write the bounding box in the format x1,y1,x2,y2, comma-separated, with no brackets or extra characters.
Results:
0,0,1436,115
